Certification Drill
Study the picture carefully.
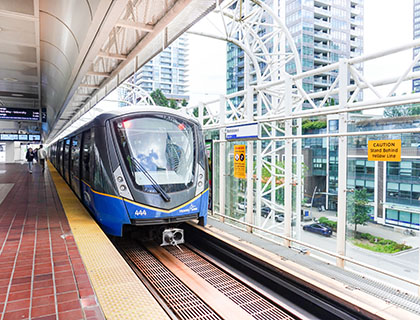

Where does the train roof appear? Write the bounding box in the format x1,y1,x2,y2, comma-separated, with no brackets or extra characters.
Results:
58,105,201,141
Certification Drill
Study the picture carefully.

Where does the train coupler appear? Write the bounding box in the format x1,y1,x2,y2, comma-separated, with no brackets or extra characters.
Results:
161,228,184,250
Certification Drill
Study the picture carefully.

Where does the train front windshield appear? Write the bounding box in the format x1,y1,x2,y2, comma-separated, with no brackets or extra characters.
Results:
114,115,195,193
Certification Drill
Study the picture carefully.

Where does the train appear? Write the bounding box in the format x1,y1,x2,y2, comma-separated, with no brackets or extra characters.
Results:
49,106,209,244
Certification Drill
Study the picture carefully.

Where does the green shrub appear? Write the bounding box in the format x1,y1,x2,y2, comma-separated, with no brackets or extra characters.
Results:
378,239,395,245
352,232,412,253
326,221,337,231
317,217,337,231
318,217,329,224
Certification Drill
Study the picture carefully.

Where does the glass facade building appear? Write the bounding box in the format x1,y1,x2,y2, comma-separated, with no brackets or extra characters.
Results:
227,0,364,98
285,0,364,94
120,35,189,102
413,0,420,92
304,115,420,230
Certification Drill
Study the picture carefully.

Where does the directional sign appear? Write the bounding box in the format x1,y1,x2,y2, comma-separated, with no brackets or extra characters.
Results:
368,139,401,162
226,123,258,140
234,145,246,179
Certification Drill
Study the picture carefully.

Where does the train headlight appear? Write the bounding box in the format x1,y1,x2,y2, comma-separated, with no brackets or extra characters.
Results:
113,166,133,200
195,165,206,196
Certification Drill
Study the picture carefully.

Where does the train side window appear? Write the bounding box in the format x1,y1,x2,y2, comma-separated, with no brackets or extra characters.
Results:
81,130,92,186
92,131,104,193
64,139,70,182
70,135,81,178
57,141,62,173
70,134,82,196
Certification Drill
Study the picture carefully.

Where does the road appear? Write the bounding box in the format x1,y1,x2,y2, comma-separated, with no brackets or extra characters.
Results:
263,219,419,295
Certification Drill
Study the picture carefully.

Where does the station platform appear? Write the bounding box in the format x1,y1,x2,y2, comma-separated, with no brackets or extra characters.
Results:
0,162,169,320
1,161,419,320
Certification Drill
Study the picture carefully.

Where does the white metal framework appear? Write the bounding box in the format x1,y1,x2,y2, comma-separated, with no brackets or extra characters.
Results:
183,1,420,295
186,0,304,245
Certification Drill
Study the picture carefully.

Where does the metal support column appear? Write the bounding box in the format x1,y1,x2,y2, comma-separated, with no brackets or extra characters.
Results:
256,94,262,227
284,76,293,247
245,90,254,233
219,96,226,223
337,59,348,268
296,119,302,240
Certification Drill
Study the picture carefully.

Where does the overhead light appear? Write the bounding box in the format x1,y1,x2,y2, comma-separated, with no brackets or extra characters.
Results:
3,78,18,82
11,93,24,97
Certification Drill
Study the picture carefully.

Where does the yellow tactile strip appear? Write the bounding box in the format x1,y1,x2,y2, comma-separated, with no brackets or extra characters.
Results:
48,162,170,320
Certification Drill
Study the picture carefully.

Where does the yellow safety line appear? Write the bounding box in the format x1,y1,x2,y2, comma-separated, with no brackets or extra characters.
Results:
48,162,169,320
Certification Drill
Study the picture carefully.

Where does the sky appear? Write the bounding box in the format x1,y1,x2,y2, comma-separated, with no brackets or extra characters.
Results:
188,1,414,106
363,0,413,99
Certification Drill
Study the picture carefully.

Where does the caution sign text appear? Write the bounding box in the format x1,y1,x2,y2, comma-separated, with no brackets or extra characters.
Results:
368,140,401,162
234,145,246,179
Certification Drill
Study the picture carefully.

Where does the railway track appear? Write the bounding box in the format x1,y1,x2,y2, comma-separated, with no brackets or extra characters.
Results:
117,239,299,320
114,223,379,320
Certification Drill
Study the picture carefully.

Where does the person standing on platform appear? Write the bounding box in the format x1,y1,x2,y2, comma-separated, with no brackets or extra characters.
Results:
25,148,34,174
33,148,39,163
38,145,47,172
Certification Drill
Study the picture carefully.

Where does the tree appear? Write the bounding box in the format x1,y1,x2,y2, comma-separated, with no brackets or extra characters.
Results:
347,188,371,234
383,103,420,117
169,99,178,110
181,99,188,107
150,89,168,107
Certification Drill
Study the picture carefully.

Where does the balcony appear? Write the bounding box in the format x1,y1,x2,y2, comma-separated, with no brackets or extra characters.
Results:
314,7,331,18
314,0,331,5
350,27,362,37
314,30,331,40
351,6,362,15
313,77,329,87
314,54,330,64
314,18,330,29
314,41,330,51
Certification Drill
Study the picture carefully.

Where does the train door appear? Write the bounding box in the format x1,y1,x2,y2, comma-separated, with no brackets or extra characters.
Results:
63,139,70,183
57,141,63,174
70,134,82,198
81,130,94,211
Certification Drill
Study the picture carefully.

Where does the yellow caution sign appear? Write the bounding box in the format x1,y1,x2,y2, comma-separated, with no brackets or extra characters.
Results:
234,145,246,179
368,139,401,162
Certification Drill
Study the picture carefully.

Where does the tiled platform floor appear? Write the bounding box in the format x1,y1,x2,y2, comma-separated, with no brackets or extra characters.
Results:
0,163,104,320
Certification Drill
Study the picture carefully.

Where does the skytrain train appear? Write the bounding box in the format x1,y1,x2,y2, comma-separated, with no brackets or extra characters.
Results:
50,106,209,244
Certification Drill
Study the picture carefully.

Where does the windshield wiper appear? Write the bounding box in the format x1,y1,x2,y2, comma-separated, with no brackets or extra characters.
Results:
128,156,171,202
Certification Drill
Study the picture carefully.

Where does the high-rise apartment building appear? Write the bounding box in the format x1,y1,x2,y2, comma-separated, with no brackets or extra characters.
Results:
285,0,364,93
120,35,189,104
413,0,420,92
227,1,364,95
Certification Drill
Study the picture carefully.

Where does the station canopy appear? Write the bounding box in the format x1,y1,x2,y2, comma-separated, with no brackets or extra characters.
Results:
0,0,215,141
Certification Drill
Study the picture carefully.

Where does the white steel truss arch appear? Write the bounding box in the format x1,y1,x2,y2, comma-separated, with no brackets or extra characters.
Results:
118,81,156,107
186,0,304,244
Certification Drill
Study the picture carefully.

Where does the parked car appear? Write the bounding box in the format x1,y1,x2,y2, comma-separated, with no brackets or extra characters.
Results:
302,223,332,237
261,206,271,217
275,213,284,223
